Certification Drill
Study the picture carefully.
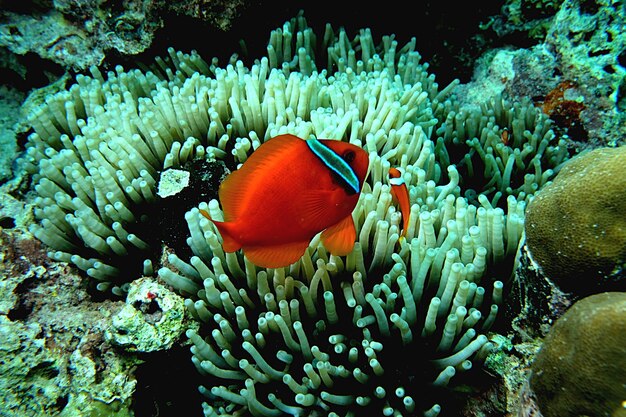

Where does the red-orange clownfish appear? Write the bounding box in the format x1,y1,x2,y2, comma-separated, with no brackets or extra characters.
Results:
388,167,411,238
200,134,369,268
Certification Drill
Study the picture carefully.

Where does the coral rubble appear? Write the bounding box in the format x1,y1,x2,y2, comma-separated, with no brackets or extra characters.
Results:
106,276,198,352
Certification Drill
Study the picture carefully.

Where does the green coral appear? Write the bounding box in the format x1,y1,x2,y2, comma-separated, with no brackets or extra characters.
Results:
508,0,564,22
530,291,626,417
525,145,626,293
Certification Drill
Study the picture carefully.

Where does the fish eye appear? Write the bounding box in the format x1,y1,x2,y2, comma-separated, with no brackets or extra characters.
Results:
342,150,355,163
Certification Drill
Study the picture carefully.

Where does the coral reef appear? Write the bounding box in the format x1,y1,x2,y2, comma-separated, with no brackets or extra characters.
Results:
543,0,626,144
484,336,542,417
529,292,626,417
157,0,248,32
6,1,624,415
505,246,573,339
0,0,159,70
485,246,573,417
13,7,581,415
525,145,626,294
0,177,207,415
539,79,586,141
489,0,565,41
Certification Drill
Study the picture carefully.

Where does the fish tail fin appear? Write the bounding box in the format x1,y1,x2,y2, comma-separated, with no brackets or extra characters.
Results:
199,209,242,253
199,209,212,220
212,221,242,253
389,168,411,238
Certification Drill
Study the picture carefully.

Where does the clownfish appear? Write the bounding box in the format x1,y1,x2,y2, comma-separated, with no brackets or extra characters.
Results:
200,134,369,268
388,167,411,238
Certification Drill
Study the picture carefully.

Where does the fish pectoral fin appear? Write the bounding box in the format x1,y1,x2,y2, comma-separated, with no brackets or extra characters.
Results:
243,240,310,269
299,188,352,228
320,214,356,256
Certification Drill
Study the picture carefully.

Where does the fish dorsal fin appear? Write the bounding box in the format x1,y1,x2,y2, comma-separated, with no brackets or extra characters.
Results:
219,134,303,221
320,214,357,256
243,240,310,268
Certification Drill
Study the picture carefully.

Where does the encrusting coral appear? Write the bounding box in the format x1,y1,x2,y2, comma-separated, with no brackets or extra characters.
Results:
525,145,626,294
20,11,572,417
0,228,138,417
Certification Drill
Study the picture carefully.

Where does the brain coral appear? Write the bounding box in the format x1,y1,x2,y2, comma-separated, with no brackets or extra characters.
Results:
525,145,626,294
530,291,626,417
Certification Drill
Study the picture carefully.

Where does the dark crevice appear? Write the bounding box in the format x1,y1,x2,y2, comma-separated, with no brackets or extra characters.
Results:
26,360,60,380
114,0,505,87
0,216,16,229
617,50,626,67
6,276,37,321
579,0,600,15
133,346,204,417
616,76,626,112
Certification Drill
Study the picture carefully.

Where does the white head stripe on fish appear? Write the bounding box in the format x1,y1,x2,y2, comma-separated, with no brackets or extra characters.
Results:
306,139,360,194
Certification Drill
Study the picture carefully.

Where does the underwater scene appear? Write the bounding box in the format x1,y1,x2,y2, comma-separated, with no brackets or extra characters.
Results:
0,1,625,416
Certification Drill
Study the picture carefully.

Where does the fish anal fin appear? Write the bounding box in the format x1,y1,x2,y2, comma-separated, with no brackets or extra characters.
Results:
243,240,310,269
321,215,357,256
